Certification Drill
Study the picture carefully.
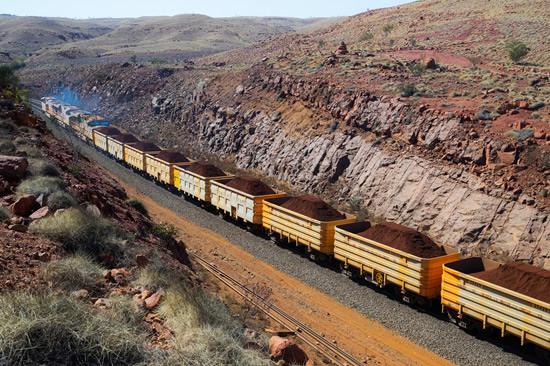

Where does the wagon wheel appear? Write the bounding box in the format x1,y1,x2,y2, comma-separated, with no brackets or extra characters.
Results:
375,271,384,286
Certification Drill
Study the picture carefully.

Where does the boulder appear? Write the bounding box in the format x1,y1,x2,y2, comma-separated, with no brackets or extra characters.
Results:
38,252,51,262
269,336,309,365
71,289,89,298
498,150,517,165
9,195,36,217
144,292,162,310
29,206,51,220
0,155,28,179
136,254,150,267
424,58,437,69
535,131,546,140
8,224,27,232
517,101,530,110
497,102,515,115
335,41,348,55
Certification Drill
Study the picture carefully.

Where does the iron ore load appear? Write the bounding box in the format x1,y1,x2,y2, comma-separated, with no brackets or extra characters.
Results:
335,222,459,304
442,258,550,353
39,96,550,359
211,176,286,227
263,195,355,260
177,161,229,202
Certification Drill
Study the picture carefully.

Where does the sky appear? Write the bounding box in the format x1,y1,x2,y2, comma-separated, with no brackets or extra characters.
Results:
3,0,415,19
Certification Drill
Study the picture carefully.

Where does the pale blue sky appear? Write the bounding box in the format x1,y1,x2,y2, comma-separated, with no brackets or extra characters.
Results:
3,0,415,19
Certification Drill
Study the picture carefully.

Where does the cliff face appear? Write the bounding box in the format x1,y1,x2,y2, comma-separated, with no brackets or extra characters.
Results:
30,64,550,268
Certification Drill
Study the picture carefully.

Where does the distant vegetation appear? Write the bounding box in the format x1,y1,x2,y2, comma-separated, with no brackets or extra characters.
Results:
505,40,528,63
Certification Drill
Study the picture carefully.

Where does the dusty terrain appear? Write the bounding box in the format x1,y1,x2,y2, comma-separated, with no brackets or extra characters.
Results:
118,177,454,366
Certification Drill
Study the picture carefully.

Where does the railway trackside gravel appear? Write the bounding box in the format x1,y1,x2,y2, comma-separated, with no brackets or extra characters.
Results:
41,112,538,366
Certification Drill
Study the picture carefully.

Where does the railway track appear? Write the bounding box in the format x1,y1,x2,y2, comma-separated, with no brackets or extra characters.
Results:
190,252,365,366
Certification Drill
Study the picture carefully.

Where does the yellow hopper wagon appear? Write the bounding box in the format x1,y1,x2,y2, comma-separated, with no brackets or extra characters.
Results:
334,221,459,305
145,150,192,187
442,258,550,353
107,133,139,161
211,176,286,228
125,141,161,173
176,161,230,203
93,126,121,153
262,195,355,261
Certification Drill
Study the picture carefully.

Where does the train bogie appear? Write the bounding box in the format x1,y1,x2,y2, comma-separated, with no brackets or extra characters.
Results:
335,222,459,300
442,258,550,351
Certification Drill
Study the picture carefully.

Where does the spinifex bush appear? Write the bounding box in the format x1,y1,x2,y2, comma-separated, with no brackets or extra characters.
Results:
0,292,148,365
42,254,104,292
28,159,60,177
47,190,77,210
16,176,64,198
31,207,125,260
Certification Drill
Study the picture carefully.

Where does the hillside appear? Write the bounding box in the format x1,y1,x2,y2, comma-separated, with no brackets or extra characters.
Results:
0,15,112,62
18,0,550,270
15,15,343,66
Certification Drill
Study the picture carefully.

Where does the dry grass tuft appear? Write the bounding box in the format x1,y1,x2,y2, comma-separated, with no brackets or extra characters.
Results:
42,254,104,292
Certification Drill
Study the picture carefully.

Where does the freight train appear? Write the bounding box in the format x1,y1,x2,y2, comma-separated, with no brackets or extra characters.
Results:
40,97,550,361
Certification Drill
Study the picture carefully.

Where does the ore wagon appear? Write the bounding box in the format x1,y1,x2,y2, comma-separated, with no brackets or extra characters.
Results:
107,133,139,161
125,141,161,172
334,222,459,303
211,177,286,226
262,195,355,260
176,161,230,202
145,150,191,186
93,126,121,152
441,257,550,352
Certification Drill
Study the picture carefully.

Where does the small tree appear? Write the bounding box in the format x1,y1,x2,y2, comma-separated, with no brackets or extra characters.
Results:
359,32,374,42
468,55,481,68
0,65,18,90
382,23,394,37
318,39,326,49
505,40,528,63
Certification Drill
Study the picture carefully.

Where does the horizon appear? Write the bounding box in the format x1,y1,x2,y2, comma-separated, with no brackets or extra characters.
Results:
2,0,415,19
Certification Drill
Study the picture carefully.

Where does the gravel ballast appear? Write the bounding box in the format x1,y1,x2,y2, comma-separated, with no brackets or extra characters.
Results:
42,112,538,366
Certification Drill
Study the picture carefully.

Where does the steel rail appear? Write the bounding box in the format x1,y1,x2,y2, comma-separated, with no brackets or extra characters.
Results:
190,252,364,366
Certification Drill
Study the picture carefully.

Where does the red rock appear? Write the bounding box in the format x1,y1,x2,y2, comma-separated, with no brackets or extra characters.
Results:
29,206,50,220
534,131,546,140
424,58,437,69
335,41,348,55
498,150,517,164
9,195,36,217
269,336,309,365
111,268,128,279
141,289,152,301
94,298,111,308
38,252,51,262
8,224,27,232
518,101,530,110
144,292,162,310
136,254,149,267
497,102,515,115
103,269,112,281
0,155,28,179
71,289,89,298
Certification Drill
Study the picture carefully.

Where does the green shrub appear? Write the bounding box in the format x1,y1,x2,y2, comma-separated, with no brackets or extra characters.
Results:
539,188,548,198
476,109,495,120
47,190,77,210
150,57,167,65
532,112,541,119
329,120,339,133
0,120,16,135
382,23,394,34
506,128,534,141
0,139,16,155
128,198,148,215
359,32,374,42
134,261,182,292
0,292,149,365
401,83,418,97
28,159,60,177
16,176,64,197
505,40,528,63
30,208,125,259
408,63,426,77
68,164,82,178
0,207,10,221
531,102,545,110
42,254,104,291
151,222,178,240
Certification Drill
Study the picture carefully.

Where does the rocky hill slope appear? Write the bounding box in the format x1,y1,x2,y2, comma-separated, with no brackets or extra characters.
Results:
18,0,550,269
